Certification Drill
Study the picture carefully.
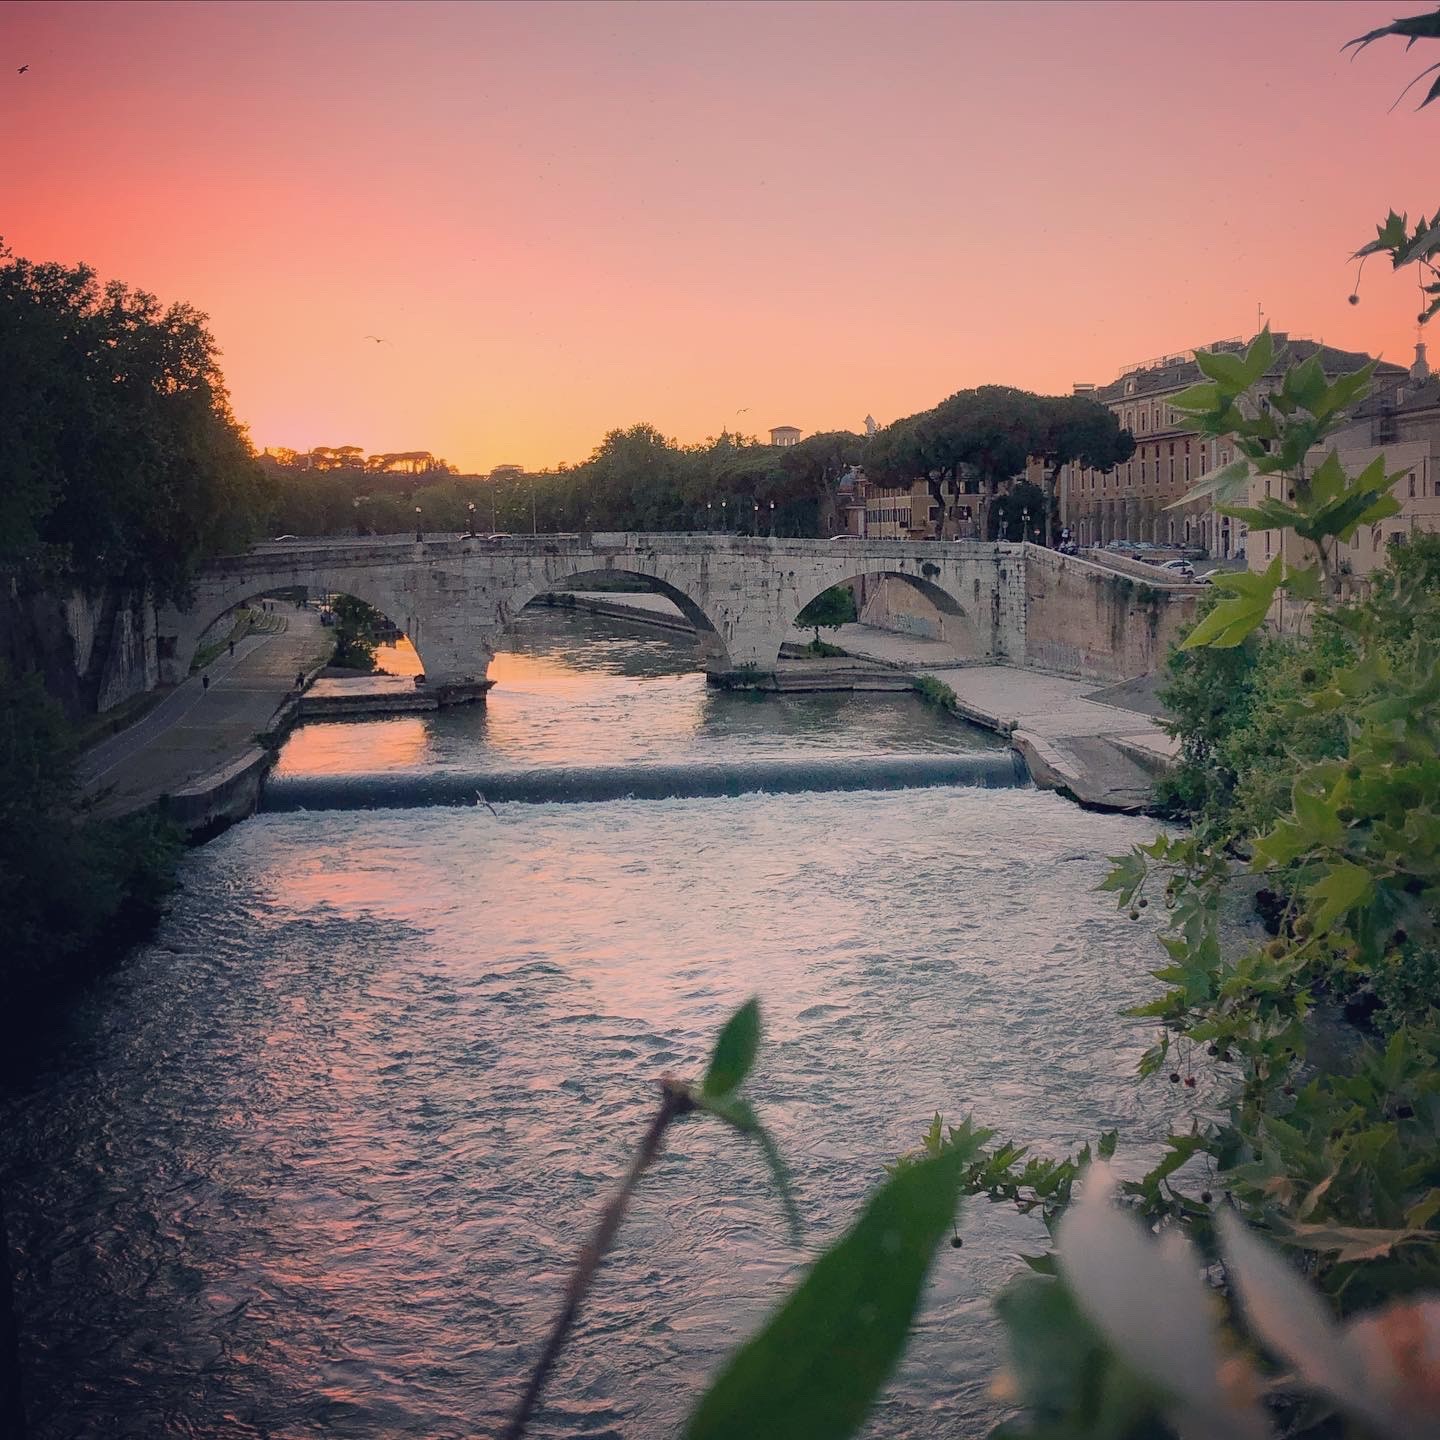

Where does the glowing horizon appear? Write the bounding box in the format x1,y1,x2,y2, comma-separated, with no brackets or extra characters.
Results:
3,0,1431,473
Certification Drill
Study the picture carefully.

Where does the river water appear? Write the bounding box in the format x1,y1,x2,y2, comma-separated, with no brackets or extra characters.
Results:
2,611,1182,1440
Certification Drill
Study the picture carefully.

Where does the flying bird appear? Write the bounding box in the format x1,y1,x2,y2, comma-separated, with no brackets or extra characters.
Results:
363,334,386,344
475,790,498,816
17,64,29,74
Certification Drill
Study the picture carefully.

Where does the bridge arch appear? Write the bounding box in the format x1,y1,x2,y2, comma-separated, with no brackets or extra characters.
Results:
500,566,735,672
765,566,984,669
159,568,426,684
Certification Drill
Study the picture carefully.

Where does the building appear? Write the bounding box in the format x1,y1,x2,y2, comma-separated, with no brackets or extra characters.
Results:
1055,334,1406,557
770,425,802,448
1251,342,1440,585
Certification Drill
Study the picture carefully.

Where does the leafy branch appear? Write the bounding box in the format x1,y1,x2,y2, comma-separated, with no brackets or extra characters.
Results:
504,998,796,1439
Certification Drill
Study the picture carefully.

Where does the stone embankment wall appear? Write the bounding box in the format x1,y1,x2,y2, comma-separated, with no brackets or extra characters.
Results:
2,580,158,720
1021,546,1199,681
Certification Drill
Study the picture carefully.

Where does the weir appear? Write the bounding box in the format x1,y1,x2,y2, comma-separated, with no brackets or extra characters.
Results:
261,752,1030,810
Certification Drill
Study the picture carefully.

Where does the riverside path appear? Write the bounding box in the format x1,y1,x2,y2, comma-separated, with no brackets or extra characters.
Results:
79,608,332,819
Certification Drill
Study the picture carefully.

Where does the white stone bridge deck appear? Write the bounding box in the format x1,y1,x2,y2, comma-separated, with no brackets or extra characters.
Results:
162,533,1201,702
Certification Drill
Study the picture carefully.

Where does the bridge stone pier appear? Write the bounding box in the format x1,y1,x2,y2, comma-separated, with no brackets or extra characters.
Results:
158,533,1031,700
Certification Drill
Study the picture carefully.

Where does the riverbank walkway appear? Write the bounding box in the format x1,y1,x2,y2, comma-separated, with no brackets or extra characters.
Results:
564,592,1176,810
79,608,332,819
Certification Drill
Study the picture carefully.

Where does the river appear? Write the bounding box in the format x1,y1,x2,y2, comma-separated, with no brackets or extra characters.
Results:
1,610,1182,1439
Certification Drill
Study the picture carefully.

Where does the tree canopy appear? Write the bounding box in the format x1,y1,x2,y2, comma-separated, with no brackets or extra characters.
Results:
0,244,272,600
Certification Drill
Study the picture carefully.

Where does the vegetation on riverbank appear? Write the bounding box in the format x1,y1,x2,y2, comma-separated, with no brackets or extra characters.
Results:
0,246,260,1018
0,669,180,1040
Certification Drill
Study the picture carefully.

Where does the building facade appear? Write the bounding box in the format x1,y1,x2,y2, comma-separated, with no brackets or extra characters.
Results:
1250,343,1440,584
1055,335,1406,558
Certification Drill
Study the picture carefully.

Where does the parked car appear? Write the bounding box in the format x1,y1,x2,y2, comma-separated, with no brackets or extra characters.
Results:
1156,558,1194,575
485,533,514,541
829,534,862,541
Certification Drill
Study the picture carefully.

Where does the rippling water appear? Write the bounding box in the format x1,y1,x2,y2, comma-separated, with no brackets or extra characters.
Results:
2,611,1181,1440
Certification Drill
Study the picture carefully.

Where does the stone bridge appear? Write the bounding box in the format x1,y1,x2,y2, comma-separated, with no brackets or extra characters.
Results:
159,533,1198,700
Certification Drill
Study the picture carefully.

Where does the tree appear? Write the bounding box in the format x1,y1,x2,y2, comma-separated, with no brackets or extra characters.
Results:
0,242,272,600
865,386,1132,542
795,584,856,645
330,594,382,671
778,431,865,536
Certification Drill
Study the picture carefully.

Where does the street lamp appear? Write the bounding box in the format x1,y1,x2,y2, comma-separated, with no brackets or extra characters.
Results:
1021,508,1029,545
720,499,728,532
415,506,423,543
707,500,713,532
467,501,476,537
353,496,362,536
769,500,775,536
753,502,760,536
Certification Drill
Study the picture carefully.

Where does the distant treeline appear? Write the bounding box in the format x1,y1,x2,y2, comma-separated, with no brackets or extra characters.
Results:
2,238,1135,573
265,387,1134,542
264,426,866,538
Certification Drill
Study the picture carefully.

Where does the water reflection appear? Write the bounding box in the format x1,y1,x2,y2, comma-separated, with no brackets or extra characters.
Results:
278,608,1000,777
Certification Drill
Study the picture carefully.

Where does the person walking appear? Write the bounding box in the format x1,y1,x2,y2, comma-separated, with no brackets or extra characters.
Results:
228,639,235,658
202,674,210,692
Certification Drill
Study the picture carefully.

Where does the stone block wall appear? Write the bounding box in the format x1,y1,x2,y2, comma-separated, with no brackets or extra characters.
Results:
1021,545,1197,681
3,581,158,720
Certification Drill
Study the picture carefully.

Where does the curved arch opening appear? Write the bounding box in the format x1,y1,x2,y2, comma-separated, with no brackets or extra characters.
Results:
169,578,425,684
504,567,733,672
779,569,983,668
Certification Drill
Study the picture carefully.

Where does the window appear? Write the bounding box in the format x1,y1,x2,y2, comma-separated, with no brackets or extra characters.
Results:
1184,453,1191,482
1409,473,1417,498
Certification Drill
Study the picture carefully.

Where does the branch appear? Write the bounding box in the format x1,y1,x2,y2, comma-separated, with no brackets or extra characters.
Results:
504,1079,695,1439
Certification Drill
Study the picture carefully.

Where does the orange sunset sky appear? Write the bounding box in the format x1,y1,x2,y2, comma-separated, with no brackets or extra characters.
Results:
2,0,1433,473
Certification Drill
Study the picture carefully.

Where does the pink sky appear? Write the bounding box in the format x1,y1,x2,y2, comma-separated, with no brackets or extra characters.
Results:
2,0,1432,472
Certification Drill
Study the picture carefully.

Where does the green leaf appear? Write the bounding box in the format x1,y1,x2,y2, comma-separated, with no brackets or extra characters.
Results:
1166,381,1223,414
702,997,761,1099
1218,498,1303,532
1281,564,1323,602
699,1093,802,1242
1309,363,1376,423
1351,210,1410,259
1284,355,1327,414
1194,349,1250,390
1242,326,1276,382
1404,1189,1440,1231
684,1145,970,1440
1180,557,1282,650
1167,458,1253,510
1280,1223,1425,1264
1307,861,1375,930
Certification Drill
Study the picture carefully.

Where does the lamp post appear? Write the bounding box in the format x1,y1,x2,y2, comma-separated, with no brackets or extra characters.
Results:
720,499,727,532
1021,508,1029,546
769,500,775,537
353,496,362,536
467,501,476,537
752,502,759,536
415,506,423,543
707,500,713,532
